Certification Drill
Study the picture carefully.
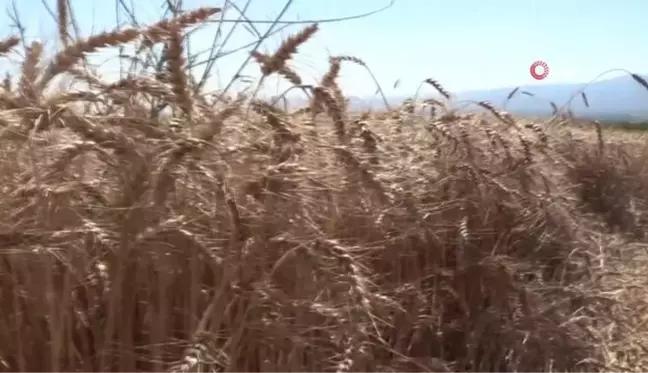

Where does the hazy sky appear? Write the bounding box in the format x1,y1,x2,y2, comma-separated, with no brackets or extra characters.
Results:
0,0,645,99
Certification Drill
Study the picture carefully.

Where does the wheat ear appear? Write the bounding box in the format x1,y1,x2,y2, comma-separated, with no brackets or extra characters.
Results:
39,28,142,90
19,41,44,105
254,24,319,76
165,28,192,119
0,36,20,56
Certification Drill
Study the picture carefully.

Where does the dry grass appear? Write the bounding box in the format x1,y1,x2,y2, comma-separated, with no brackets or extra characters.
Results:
1,5,648,373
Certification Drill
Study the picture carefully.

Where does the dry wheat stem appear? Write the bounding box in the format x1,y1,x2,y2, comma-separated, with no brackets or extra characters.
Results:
0,4,643,373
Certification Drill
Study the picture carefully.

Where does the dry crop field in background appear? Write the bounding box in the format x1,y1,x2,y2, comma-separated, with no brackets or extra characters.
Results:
3,2,648,372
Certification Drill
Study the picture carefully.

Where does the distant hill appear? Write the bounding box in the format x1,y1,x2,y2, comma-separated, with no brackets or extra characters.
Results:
456,74,648,121
344,74,648,122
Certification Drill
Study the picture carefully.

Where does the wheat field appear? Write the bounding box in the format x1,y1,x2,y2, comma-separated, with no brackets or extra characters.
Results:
2,3,648,372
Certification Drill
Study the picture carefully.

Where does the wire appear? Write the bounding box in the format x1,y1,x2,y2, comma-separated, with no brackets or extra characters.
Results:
204,0,395,25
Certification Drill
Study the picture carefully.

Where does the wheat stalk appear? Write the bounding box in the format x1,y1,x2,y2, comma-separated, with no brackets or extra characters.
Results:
57,0,69,47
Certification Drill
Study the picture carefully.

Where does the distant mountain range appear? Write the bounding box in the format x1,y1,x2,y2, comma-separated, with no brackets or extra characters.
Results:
344,74,648,122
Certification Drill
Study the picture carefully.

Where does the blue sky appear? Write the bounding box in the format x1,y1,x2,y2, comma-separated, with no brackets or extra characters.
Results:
0,0,646,100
